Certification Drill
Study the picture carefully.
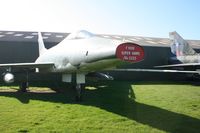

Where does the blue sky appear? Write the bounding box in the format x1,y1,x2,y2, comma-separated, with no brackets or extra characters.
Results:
0,0,199,39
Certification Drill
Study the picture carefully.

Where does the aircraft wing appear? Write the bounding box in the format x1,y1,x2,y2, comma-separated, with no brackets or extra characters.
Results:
113,68,200,74
155,63,200,68
0,62,54,69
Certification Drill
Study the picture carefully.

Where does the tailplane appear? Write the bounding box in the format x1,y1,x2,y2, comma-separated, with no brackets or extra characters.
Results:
38,32,47,55
169,31,196,56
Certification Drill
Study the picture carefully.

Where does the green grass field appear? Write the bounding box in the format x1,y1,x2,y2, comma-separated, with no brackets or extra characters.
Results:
0,81,200,133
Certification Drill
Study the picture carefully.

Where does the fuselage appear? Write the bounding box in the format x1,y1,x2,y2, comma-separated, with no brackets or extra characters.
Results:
0,30,145,85
35,36,124,73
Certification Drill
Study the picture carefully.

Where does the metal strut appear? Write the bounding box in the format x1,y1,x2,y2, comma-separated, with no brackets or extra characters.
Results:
75,73,86,102
20,71,29,92
75,84,82,102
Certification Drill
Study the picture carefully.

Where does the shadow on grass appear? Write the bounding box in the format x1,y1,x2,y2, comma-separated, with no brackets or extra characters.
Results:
0,81,200,133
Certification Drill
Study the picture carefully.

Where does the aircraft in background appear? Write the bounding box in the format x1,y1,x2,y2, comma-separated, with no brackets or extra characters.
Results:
115,31,200,76
169,31,199,64
156,31,200,72
0,30,145,101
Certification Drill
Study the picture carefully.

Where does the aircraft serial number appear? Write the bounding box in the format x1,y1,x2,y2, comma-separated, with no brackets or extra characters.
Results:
123,56,137,60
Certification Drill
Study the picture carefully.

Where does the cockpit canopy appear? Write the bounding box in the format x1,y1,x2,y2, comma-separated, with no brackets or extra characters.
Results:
66,30,94,40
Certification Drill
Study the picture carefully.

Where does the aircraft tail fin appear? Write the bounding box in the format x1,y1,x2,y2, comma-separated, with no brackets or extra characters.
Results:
169,31,196,57
38,32,47,55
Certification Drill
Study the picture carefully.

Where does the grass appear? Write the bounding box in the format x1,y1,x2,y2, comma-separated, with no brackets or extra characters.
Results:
0,81,199,133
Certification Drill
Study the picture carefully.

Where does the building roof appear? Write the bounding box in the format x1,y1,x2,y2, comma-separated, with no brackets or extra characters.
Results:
0,31,69,43
0,30,199,48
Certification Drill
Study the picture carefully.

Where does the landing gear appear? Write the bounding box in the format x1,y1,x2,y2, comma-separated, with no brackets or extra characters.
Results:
20,81,29,92
62,73,86,102
19,71,29,92
75,84,84,102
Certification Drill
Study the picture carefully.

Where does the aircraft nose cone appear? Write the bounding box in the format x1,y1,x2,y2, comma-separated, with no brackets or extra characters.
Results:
116,43,145,63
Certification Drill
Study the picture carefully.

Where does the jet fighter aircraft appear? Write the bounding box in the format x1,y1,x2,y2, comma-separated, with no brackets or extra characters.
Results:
0,30,145,101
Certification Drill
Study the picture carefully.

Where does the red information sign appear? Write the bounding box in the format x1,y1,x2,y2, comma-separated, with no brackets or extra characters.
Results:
116,43,145,63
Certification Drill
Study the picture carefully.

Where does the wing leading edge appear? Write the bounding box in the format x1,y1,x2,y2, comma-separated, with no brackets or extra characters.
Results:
113,68,200,74
0,62,54,69
155,63,200,68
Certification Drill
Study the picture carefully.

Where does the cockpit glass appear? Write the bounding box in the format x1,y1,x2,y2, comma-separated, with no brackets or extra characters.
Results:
66,30,94,40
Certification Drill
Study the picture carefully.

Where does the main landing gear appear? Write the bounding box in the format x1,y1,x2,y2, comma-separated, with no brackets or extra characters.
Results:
19,71,29,92
20,81,29,92
75,84,84,102
62,73,86,102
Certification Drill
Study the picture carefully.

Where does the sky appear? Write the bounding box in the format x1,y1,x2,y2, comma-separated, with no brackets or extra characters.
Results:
0,0,199,39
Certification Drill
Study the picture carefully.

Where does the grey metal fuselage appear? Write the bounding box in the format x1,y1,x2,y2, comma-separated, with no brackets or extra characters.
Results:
35,36,123,73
